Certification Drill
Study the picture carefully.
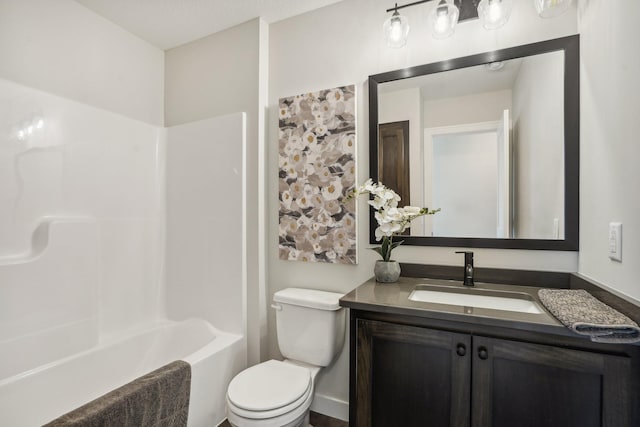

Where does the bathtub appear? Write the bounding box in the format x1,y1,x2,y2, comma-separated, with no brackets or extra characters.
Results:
0,318,246,427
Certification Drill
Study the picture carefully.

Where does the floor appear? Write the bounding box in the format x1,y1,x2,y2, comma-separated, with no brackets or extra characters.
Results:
220,411,348,426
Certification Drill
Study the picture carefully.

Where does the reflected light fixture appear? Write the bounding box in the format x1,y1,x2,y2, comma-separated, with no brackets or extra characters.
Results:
383,0,569,47
383,3,411,47
533,0,572,18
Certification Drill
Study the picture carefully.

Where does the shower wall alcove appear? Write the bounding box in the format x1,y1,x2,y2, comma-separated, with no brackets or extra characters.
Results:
0,77,247,426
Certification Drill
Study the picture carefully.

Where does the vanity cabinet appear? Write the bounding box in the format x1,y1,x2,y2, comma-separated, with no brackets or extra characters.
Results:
355,318,632,427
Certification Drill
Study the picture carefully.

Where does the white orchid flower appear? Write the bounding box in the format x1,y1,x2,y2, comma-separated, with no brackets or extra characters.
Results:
378,222,402,236
384,207,404,222
349,179,440,259
362,178,375,192
400,206,422,216
368,196,386,210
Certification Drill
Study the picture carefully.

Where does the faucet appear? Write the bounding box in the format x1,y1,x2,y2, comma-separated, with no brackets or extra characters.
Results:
455,251,474,287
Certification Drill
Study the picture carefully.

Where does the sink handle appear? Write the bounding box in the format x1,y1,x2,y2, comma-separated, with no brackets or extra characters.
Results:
456,343,467,357
478,346,489,360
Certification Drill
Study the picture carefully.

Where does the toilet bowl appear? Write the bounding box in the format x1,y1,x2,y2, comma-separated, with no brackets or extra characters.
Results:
226,288,345,427
226,360,320,427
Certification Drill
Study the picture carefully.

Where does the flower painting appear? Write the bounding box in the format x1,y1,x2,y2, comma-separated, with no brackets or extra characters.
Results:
278,85,357,264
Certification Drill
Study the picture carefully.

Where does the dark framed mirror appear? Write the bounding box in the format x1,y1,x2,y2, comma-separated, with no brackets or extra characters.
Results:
368,35,579,250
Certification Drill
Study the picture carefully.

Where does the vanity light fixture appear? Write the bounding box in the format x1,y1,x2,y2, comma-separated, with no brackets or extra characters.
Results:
383,0,569,47
477,0,513,30
428,0,459,39
383,3,411,47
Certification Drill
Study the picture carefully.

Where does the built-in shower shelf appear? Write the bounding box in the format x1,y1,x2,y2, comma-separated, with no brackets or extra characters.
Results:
0,218,100,380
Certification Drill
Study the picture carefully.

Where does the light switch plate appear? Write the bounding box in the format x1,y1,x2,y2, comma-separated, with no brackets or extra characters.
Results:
608,222,622,262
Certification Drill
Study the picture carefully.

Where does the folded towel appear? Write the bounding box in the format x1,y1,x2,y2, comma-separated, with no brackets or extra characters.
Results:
538,289,640,344
44,360,191,427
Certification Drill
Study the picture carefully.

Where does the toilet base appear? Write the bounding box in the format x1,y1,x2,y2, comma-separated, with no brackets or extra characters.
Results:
226,409,310,427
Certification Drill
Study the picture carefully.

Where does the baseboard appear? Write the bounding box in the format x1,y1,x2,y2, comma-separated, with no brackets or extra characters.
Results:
310,393,349,422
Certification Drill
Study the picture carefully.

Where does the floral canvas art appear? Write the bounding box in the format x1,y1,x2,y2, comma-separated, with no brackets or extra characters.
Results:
278,85,357,264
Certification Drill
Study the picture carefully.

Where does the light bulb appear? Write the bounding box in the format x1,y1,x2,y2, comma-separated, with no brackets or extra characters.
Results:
434,11,449,35
477,0,512,30
489,2,502,22
429,0,459,39
383,10,410,48
389,17,403,43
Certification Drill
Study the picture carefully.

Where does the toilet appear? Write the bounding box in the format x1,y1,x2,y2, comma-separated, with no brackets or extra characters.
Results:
226,288,345,427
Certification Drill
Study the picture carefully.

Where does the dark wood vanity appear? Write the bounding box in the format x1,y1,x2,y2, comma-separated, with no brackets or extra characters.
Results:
350,32,640,426
340,266,640,427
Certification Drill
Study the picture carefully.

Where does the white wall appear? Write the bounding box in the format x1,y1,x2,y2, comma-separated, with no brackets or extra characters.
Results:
578,0,640,302
269,0,578,419
0,0,164,126
512,51,564,239
164,18,268,365
424,89,512,128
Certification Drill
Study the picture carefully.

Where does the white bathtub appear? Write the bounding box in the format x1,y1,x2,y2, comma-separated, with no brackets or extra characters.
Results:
0,318,246,427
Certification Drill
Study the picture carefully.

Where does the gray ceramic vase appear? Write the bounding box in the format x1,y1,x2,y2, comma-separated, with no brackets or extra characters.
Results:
374,260,401,283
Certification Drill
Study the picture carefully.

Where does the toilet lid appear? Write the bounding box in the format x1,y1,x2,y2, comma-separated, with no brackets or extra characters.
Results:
227,360,312,412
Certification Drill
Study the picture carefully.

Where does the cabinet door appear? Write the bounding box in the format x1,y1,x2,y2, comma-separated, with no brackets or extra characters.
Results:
472,336,632,427
356,319,471,427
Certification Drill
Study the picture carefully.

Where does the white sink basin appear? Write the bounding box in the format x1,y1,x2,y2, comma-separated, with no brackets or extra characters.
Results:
408,285,544,314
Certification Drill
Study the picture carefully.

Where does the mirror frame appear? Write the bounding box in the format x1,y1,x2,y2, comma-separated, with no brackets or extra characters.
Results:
368,35,579,251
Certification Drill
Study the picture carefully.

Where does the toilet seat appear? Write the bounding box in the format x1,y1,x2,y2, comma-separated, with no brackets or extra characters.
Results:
227,360,312,420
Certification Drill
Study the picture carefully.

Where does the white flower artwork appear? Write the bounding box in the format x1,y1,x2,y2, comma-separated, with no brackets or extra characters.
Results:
278,85,357,264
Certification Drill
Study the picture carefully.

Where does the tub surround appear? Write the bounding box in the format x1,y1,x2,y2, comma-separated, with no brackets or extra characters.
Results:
341,268,640,425
0,77,247,426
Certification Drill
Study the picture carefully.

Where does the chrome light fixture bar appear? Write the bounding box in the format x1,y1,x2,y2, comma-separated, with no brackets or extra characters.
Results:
384,0,570,47
383,0,484,47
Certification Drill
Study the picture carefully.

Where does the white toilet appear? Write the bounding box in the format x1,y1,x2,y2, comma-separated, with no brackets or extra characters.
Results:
226,288,345,427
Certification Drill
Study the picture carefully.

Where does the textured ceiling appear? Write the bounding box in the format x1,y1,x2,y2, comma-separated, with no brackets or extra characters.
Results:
75,0,343,50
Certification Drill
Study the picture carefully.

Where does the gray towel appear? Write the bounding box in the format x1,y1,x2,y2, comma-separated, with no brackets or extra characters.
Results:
44,360,191,427
538,289,640,344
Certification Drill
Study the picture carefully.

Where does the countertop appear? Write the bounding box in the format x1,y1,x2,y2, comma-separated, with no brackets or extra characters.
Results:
340,276,583,339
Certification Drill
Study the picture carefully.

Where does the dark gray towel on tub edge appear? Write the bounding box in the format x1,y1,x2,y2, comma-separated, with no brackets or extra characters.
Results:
44,360,191,427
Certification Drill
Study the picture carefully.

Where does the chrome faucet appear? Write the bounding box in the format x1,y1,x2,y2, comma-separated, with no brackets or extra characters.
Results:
455,251,474,287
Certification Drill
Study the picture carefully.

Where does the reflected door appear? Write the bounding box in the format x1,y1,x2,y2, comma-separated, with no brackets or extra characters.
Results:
378,121,410,205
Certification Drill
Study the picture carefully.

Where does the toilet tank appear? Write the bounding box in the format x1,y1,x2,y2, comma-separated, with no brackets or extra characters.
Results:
272,288,346,367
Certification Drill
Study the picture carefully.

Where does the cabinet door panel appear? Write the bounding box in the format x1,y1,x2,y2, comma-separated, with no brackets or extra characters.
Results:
357,319,470,427
472,336,631,427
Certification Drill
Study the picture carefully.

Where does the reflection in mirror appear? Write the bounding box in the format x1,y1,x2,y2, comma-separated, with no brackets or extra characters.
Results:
369,35,579,250
378,51,564,240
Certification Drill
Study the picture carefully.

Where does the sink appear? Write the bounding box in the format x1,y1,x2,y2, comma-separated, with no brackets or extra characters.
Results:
408,284,544,314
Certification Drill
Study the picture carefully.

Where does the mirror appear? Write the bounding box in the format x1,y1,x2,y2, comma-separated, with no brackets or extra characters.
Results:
369,35,579,250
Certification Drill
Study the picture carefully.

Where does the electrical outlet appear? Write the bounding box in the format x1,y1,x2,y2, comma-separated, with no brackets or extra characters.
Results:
608,222,622,262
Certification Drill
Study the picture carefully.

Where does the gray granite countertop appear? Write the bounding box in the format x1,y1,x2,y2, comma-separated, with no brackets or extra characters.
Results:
340,276,577,337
